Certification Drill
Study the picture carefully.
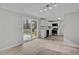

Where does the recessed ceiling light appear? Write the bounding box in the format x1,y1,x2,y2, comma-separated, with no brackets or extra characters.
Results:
49,7,52,9
57,18,61,20
40,10,43,12
54,4,57,6
44,8,47,11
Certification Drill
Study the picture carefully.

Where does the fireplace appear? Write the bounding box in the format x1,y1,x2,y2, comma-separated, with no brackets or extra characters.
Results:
52,28,58,35
46,23,58,37
46,28,58,37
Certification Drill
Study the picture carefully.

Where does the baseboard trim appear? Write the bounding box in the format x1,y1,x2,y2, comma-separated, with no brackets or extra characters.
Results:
0,43,22,51
64,38,79,48
0,40,33,51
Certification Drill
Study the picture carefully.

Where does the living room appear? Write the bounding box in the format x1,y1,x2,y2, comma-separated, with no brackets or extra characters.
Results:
0,3,79,55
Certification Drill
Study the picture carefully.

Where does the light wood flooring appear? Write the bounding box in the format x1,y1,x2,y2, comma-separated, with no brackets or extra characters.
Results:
0,36,79,55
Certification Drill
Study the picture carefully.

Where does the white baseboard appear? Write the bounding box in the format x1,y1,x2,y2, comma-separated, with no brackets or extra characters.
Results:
64,38,79,48
0,42,22,51
0,40,32,51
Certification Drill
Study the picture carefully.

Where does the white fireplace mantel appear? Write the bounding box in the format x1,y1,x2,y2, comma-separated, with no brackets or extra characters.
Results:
40,19,63,38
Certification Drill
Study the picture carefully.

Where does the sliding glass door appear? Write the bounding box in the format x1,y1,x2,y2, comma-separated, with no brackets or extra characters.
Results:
23,17,31,41
31,20,37,39
23,16,38,42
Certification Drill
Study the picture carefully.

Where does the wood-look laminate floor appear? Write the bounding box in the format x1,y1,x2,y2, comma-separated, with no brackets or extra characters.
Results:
0,36,79,55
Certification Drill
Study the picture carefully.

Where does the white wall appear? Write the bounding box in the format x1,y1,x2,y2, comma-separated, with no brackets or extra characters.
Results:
0,8,23,50
64,12,79,45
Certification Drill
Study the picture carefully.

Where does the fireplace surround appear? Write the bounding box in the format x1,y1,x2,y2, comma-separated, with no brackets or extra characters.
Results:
40,19,62,38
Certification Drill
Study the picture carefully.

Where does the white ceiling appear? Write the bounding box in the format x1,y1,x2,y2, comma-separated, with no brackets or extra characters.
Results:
0,3,79,20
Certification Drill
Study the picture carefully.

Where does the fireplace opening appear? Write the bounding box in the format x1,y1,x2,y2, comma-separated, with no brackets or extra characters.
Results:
52,28,58,35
